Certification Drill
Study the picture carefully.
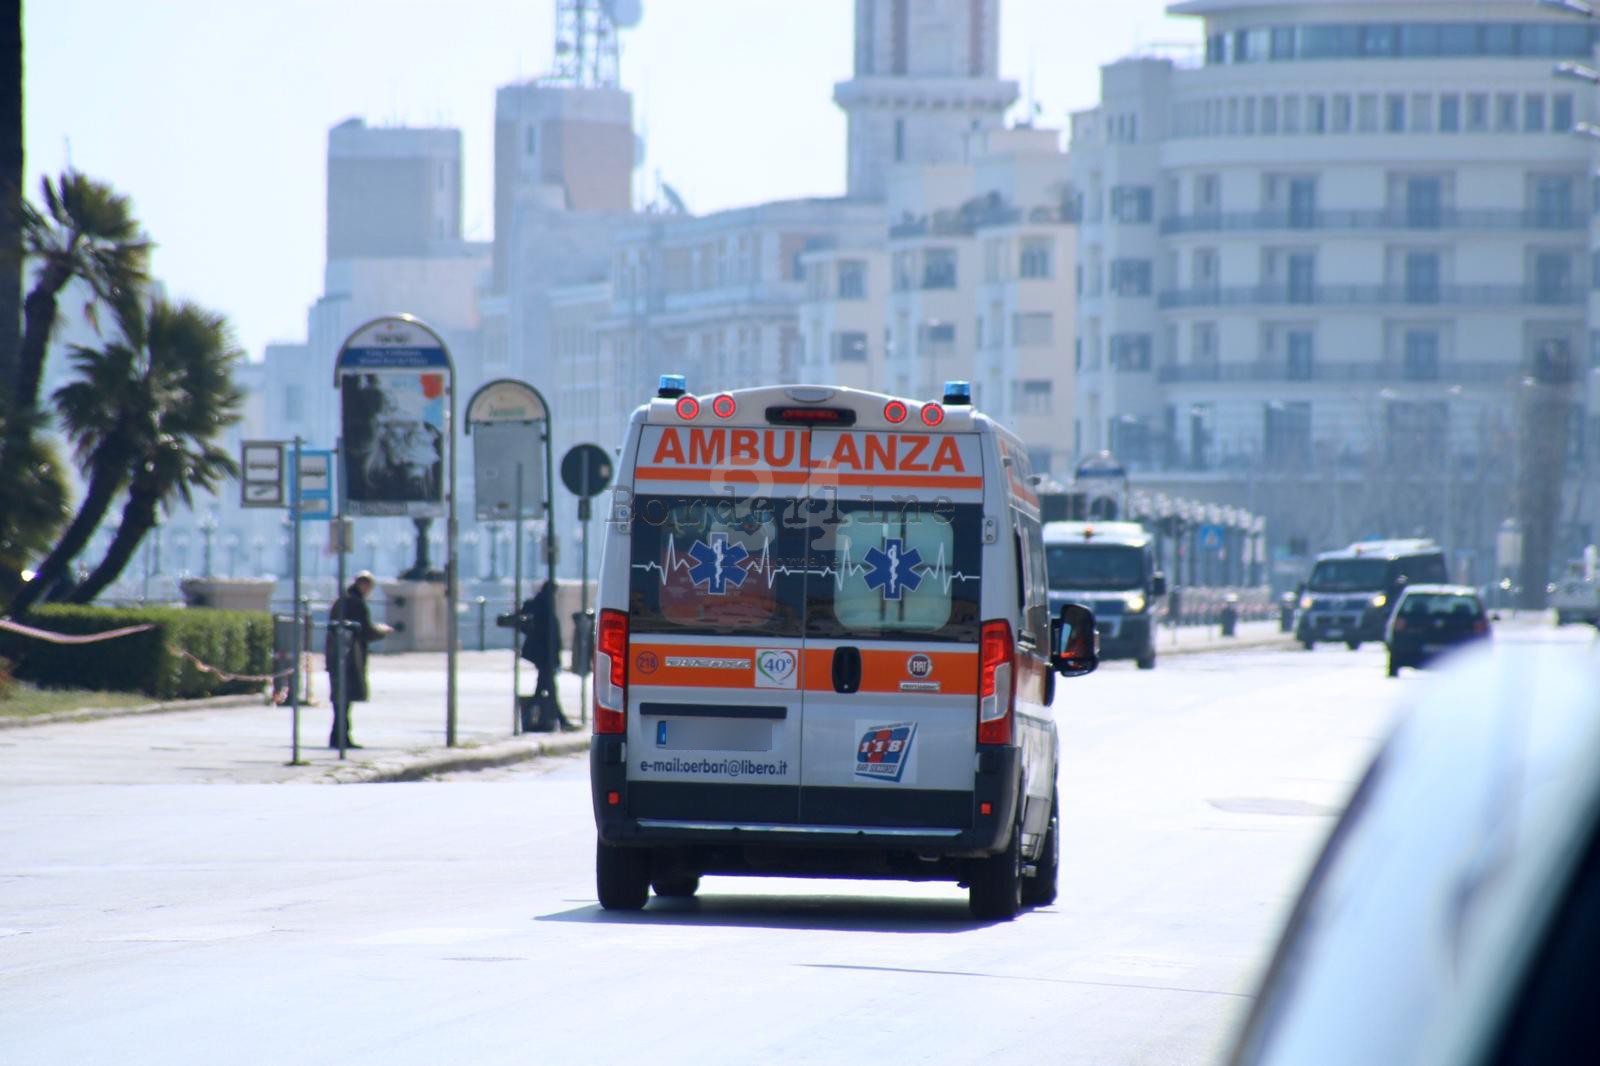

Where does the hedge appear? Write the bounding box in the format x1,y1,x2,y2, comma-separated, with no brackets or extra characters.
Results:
0,605,274,700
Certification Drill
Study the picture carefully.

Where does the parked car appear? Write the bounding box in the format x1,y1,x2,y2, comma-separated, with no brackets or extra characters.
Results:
1227,642,1600,1066
1383,583,1490,677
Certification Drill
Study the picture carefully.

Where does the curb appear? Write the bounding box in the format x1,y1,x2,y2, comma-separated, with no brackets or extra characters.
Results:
322,732,592,784
1159,634,1297,657
0,692,266,731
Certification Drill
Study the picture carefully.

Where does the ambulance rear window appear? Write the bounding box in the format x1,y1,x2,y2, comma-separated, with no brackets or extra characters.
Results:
628,495,806,637
805,502,982,643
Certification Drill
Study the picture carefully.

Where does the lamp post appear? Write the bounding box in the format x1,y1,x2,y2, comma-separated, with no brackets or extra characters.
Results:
224,532,241,577
200,510,219,577
251,535,266,575
462,528,481,581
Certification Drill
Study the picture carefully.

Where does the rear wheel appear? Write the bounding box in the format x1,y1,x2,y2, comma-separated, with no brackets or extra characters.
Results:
970,814,1023,921
1346,640,1362,651
651,876,700,899
596,840,650,911
1301,639,1315,651
1021,789,1059,907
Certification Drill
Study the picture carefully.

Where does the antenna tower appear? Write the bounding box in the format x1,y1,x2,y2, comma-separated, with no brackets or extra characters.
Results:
550,0,622,88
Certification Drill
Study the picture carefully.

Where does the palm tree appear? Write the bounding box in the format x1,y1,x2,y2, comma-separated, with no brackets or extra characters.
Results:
5,298,155,616
0,404,70,603
68,301,242,604
16,170,150,412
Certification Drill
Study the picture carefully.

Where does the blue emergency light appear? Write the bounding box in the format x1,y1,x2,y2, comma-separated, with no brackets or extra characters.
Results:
657,374,687,399
943,380,973,406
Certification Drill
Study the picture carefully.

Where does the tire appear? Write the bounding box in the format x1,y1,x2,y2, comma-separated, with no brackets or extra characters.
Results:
1301,639,1315,651
1020,789,1059,907
969,813,1024,921
596,840,650,911
651,876,700,899
1555,611,1569,627
1346,641,1362,651
1387,654,1399,678
1136,647,1156,670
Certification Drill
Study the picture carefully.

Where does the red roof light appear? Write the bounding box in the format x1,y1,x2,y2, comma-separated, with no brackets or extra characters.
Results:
675,395,700,420
884,400,908,424
920,403,945,427
712,394,737,418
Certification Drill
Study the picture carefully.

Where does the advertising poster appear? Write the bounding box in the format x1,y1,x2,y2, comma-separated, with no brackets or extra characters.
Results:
340,370,448,516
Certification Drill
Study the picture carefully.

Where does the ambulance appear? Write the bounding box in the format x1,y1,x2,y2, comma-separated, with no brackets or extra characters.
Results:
588,378,1098,920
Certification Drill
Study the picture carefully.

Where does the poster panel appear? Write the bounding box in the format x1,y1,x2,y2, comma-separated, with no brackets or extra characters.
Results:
340,370,449,517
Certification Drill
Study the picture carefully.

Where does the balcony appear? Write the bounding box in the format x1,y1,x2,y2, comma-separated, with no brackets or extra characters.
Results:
1158,208,1585,237
1157,284,1585,310
1157,360,1522,385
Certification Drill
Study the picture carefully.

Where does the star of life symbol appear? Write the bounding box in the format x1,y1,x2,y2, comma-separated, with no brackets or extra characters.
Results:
686,532,750,595
863,538,924,601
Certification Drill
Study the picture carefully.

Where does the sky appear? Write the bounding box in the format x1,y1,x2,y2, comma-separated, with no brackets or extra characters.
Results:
25,0,1199,360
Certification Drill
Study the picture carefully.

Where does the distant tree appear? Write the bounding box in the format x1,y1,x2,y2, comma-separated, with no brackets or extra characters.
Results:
0,0,22,391
6,297,156,616
67,300,242,603
0,405,69,601
16,170,150,411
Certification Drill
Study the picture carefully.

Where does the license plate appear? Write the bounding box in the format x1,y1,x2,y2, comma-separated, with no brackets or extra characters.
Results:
1326,628,1344,638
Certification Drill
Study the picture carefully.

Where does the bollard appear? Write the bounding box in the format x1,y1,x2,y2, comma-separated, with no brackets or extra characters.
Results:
1220,593,1239,638
1280,592,1296,633
475,596,487,651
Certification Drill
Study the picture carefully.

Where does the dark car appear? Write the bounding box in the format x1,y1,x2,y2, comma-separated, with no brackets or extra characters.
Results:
1383,584,1490,677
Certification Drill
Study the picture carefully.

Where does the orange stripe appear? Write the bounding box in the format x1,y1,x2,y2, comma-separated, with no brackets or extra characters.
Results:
630,642,978,695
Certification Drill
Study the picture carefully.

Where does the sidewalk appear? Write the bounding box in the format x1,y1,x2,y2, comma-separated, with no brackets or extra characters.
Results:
0,651,591,786
0,624,1294,786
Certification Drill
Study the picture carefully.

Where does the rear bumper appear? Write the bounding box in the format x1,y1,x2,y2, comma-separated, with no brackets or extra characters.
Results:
591,736,1020,870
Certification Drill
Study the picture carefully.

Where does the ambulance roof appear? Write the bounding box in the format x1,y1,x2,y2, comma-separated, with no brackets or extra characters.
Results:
1042,521,1150,548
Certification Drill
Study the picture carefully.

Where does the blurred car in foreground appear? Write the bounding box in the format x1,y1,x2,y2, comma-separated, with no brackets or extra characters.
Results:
1383,584,1491,677
1228,642,1600,1066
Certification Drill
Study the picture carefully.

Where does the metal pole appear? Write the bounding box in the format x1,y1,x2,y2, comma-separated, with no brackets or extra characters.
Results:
333,623,349,760
446,376,460,748
335,440,347,605
512,464,524,735
544,419,557,723
580,448,591,727
289,436,305,766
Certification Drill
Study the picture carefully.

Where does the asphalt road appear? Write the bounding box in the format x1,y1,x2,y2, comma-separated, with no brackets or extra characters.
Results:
3,630,1586,1066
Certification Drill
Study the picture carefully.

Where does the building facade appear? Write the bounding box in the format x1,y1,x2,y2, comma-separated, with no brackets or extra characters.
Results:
1071,0,1600,580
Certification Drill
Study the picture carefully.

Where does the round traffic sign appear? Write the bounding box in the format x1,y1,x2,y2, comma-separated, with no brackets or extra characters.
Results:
561,444,614,498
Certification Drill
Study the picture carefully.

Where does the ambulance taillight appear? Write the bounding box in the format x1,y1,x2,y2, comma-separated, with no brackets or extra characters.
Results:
978,620,1015,745
595,608,630,735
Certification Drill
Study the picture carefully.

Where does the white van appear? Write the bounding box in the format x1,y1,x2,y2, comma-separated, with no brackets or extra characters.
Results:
588,378,1097,920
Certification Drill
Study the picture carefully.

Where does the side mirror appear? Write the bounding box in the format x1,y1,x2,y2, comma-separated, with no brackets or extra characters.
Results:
1051,603,1099,678
1151,572,1168,598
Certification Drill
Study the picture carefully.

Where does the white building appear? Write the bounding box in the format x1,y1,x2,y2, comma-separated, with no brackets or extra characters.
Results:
1071,0,1600,576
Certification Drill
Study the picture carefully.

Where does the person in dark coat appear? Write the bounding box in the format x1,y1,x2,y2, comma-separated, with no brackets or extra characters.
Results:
325,571,391,748
518,580,572,730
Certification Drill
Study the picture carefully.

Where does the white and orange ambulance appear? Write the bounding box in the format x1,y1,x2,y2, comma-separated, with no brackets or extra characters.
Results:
589,378,1097,919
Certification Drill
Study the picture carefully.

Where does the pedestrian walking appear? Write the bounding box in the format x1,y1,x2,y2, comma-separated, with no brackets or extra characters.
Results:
326,571,391,748
518,580,573,731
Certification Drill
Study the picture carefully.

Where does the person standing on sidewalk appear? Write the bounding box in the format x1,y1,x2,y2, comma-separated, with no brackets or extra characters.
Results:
326,571,391,749
518,580,572,731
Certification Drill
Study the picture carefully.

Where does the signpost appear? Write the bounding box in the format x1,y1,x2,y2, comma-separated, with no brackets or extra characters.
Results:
239,436,310,765
335,315,460,746
562,444,613,725
466,379,551,735
240,441,286,509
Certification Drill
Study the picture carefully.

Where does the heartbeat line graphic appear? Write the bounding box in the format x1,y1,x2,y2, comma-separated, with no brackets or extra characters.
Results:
632,535,979,594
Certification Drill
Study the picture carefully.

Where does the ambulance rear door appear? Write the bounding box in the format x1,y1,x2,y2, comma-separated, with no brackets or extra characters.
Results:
621,421,816,825
797,427,987,830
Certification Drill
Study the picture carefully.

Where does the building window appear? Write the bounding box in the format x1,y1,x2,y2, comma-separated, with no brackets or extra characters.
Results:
1016,380,1053,415
1307,95,1326,133
1533,251,1574,303
837,260,866,299
1467,93,1489,132
1358,93,1379,132
1403,329,1441,380
919,321,957,357
1287,329,1315,380
1019,238,1054,279
1286,252,1317,304
922,248,957,289
1110,186,1154,223
1110,259,1153,296
1284,95,1301,133
1404,251,1442,304
1013,312,1055,347
1439,94,1460,133
1525,93,1546,133
1264,402,1312,469
1262,95,1279,134
1110,333,1153,371
1497,93,1518,132
832,331,869,362
1331,94,1352,132
1192,322,1218,369
1531,175,1575,227
1554,92,1576,132
894,119,905,162
1385,94,1406,132
1195,174,1220,212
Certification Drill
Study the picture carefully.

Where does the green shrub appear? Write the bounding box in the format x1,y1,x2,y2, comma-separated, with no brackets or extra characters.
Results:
0,605,273,700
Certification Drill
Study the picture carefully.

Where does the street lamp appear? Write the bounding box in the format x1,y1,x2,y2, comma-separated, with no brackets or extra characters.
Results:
462,528,481,580
223,532,241,577
199,510,219,577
